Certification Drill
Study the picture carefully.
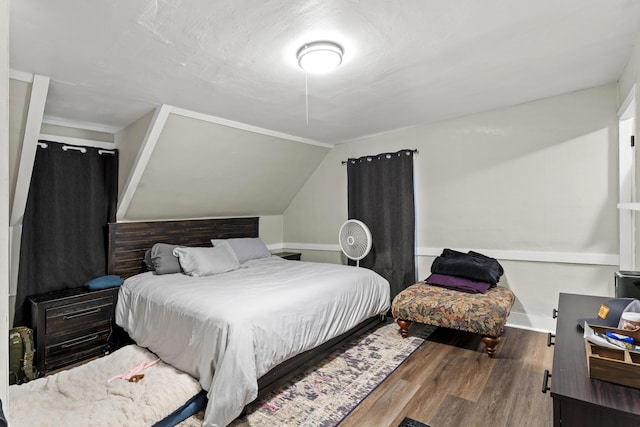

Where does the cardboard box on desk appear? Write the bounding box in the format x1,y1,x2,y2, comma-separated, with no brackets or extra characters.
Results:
585,324,640,389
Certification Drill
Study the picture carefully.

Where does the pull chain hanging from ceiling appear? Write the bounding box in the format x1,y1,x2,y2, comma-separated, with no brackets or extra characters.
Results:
297,41,344,126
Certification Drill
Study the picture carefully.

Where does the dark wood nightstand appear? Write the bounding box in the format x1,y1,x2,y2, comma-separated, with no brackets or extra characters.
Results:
28,286,120,375
272,251,302,261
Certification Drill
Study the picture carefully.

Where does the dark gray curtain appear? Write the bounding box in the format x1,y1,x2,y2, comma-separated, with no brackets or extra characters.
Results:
347,149,416,301
13,141,118,327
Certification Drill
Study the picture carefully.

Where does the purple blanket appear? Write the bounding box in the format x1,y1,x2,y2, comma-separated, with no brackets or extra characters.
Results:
425,273,492,293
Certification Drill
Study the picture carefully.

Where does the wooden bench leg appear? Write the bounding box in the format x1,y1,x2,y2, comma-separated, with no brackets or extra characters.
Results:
397,319,412,338
396,319,503,358
481,336,501,358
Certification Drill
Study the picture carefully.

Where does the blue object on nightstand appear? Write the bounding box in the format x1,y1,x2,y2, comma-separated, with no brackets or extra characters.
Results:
84,274,124,290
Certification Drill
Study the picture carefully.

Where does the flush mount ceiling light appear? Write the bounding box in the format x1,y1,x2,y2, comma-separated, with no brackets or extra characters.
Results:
297,41,343,74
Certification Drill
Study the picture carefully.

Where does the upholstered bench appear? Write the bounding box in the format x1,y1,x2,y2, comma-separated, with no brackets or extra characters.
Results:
391,282,515,358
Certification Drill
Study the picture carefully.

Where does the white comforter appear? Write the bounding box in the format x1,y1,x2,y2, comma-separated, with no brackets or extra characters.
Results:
115,256,390,427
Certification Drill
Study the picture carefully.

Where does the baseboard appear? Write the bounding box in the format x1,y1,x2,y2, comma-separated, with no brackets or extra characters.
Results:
506,312,557,333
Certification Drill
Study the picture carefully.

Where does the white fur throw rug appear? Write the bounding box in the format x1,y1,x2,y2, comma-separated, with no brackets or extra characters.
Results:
8,345,201,427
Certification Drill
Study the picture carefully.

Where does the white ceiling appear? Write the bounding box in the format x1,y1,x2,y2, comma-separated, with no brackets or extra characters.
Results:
10,0,640,144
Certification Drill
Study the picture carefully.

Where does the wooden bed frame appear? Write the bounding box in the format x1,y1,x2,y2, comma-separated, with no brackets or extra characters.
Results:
108,217,260,279
107,216,384,400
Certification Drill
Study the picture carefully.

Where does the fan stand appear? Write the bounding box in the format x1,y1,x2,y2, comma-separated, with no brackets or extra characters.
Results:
347,236,361,267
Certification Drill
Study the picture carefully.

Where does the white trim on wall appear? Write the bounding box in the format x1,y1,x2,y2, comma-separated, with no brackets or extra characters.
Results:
618,85,637,270
281,243,619,266
170,106,332,148
415,247,619,266
618,202,640,210
10,74,50,226
9,68,33,83
117,104,171,220
282,242,341,252
2,0,11,407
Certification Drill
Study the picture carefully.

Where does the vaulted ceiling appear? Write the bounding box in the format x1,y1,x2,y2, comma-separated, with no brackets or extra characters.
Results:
10,0,640,144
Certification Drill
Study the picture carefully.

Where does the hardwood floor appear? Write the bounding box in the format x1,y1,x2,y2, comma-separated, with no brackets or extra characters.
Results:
340,326,554,427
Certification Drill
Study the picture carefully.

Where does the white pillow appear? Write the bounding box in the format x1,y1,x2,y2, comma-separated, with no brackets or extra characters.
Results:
173,242,240,277
211,237,272,264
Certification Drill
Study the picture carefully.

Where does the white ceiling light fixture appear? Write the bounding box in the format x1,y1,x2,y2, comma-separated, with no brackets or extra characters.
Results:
297,41,343,74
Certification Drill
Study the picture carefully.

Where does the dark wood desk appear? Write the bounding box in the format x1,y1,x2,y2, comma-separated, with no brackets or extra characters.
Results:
549,293,640,426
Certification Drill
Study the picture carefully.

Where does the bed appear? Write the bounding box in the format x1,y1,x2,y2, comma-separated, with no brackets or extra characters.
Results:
108,217,391,427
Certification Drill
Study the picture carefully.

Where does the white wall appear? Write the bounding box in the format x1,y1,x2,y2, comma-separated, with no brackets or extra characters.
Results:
40,123,114,143
259,215,283,248
284,84,620,332
115,110,154,200
1,0,9,410
118,110,330,222
618,32,639,111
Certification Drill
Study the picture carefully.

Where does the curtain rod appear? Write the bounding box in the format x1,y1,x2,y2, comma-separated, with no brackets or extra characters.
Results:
36,141,115,155
341,148,418,165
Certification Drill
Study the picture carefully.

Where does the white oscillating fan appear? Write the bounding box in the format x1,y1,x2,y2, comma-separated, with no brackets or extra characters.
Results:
339,219,372,267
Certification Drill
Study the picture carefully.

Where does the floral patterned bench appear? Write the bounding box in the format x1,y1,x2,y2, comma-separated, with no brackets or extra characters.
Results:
391,282,515,357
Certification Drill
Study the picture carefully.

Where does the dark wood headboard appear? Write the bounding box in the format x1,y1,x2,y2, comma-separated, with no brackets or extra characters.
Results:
108,217,259,278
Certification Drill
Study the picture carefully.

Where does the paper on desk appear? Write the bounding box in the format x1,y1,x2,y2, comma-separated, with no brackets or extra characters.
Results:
583,323,640,353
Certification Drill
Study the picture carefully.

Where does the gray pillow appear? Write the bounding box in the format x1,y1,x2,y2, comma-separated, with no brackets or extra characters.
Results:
173,242,240,277
150,243,183,275
143,249,155,271
211,237,272,264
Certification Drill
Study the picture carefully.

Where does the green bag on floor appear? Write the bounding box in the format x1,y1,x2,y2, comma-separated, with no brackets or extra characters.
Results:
9,326,36,385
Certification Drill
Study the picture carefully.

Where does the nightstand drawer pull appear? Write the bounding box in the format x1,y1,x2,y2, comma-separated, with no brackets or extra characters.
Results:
542,370,552,394
63,308,100,320
60,334,99,349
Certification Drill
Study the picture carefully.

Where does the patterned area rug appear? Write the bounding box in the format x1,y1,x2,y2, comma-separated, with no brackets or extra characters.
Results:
181,320,434,427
